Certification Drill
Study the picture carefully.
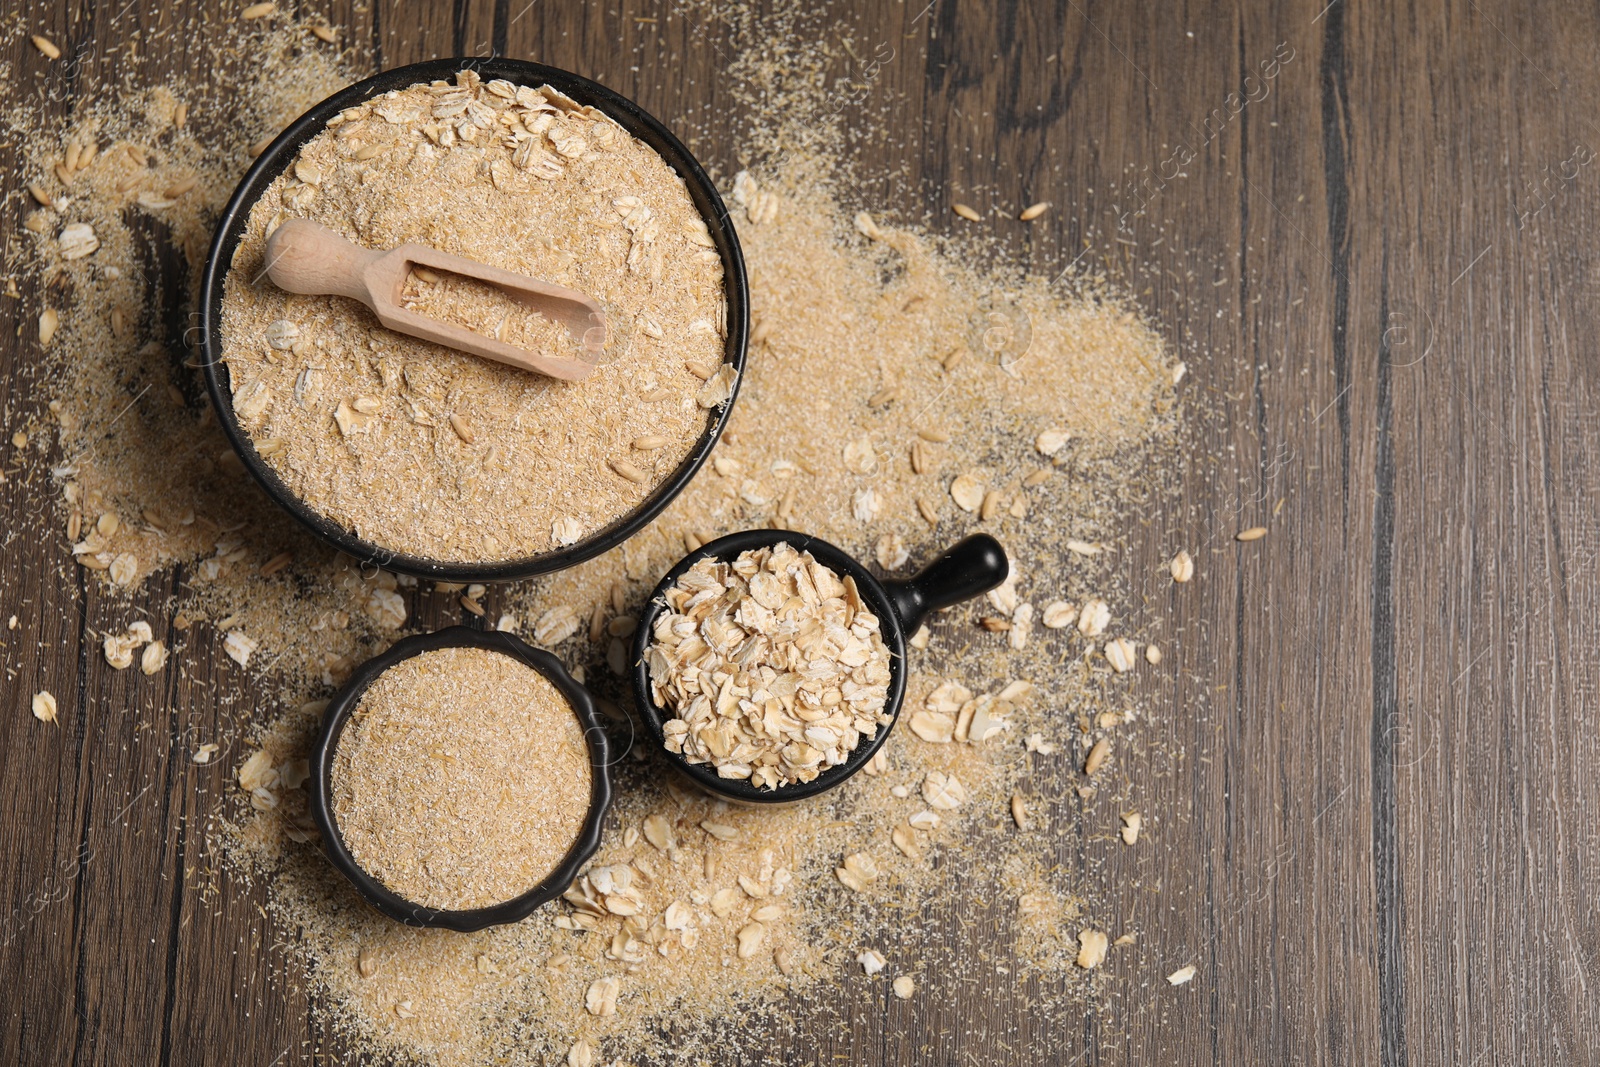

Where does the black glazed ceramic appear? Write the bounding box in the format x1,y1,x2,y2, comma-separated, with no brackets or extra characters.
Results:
199,58,749,582
631,530,1009,804
307,626,611,931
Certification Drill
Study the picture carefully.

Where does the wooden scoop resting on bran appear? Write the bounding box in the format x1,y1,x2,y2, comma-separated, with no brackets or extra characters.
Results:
263,218,607,381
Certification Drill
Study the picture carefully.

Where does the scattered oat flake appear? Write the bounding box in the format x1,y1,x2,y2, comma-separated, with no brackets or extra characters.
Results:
1035,428,1068,455
140,641,168,675
1237,526,1268,542
950,474,984,511
1076,929,1109,970
237,749,274,791
566,1039,595,1067
31,690,58,725
551,516,584,546
735,922,766,958
242,2,277,18
922,771,967,810
1010,794,1029,829
1084,738,1110,777
31,34,61,59
1168,964,1197,986
1104,637,1137,673
534,605,581,646
584,975,621,1016
223,630,257,666
1041,601,1076,629
108,553,138,587
857,949,887,975
192,743,220,765
1171,549,1195,582
1121,812,1143,845
909,710,954,743
39,309,59,347
58,223,100,260
699,820,740,842
1066,539,1099,556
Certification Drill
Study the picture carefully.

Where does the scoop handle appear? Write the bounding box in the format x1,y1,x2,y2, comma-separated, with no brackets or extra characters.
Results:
882,534,1010,634
263,219,382,304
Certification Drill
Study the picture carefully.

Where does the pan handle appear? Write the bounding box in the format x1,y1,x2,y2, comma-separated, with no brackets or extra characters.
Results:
881,534,1009,635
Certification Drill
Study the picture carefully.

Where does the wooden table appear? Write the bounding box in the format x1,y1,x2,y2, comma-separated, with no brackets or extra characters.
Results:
4,1,1595,1063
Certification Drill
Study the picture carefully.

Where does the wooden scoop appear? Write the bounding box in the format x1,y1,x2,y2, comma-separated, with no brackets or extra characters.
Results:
263,219,606,381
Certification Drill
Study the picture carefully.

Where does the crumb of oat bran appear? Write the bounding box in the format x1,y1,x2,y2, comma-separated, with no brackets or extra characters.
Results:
219,70,729,564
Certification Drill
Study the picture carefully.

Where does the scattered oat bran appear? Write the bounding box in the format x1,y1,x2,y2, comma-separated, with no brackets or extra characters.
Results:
331,645,592,910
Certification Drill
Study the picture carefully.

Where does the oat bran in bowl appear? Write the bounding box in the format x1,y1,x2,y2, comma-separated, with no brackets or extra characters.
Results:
201,59,747,581
308,627,611,930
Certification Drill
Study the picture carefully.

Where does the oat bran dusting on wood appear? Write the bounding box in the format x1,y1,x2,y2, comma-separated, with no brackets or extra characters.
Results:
220,69,730,564
331,645,593,911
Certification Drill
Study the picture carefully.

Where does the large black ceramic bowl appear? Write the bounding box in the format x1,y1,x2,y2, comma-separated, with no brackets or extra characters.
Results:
632,530,1009,804
199,58,748,582
307,626,611,931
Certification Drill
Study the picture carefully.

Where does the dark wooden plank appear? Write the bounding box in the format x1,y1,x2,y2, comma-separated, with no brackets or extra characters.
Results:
2,0,1598,1064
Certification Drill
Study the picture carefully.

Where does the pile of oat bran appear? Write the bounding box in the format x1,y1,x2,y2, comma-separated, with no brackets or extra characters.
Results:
5,10,1188,1066
220,70,729,564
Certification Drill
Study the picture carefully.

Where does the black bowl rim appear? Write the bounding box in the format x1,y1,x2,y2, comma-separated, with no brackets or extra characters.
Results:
199,57,749,582
630,529,910,804
307,625,612,931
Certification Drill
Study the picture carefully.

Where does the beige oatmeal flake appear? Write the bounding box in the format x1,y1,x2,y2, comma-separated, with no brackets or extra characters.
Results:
922,771,967,810
31,691,58,725
1171,549,1195,582
834,852,878,892
949,474,985,512
1076,929,1109,970
584,975,621,1016
1104,637,1137,673
1077,599,1110,636
1041,600,1077,629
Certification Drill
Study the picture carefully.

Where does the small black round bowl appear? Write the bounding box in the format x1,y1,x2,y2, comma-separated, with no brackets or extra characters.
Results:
630,530,1009,804
199,58,748,583
307,626,611,931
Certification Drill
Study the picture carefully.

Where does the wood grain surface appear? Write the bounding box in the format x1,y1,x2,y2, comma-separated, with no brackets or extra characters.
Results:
3,0,1597,1064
